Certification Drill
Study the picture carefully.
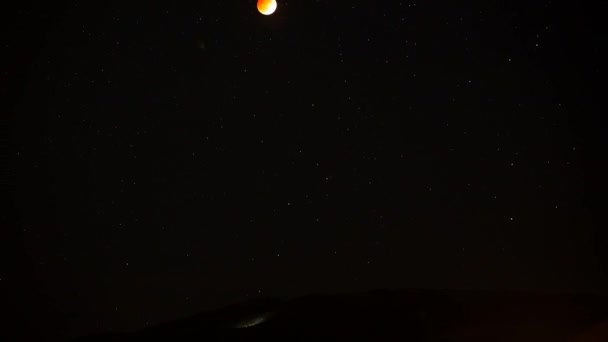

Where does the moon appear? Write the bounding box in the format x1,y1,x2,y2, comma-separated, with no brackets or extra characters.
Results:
257,0,277,15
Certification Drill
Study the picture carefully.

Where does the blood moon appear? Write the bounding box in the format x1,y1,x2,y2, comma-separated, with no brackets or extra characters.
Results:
257,0,277,15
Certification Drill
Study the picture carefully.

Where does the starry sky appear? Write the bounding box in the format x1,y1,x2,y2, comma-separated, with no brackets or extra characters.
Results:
4,0,607,339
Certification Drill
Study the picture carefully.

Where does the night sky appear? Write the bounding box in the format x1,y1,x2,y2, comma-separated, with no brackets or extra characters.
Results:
4,0,607,340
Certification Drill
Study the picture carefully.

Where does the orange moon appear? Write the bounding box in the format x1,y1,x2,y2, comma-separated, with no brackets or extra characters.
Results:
257,0,277,15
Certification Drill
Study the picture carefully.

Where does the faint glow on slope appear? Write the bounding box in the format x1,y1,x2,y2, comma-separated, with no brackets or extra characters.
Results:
235,314,268,328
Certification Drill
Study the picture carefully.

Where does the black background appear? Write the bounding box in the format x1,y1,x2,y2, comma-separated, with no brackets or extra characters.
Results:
3,1,606,340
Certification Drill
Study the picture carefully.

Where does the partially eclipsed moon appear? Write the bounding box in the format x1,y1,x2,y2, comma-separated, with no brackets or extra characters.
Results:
257,0,277,15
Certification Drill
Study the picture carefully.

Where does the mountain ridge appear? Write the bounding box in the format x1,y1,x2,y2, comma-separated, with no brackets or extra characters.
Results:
70,288,608,341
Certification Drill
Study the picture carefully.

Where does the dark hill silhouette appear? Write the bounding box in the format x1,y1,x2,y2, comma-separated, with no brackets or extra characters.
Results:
71,289,608,341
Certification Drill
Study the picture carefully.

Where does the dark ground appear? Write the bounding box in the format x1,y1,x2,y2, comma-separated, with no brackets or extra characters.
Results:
70,289,608,341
